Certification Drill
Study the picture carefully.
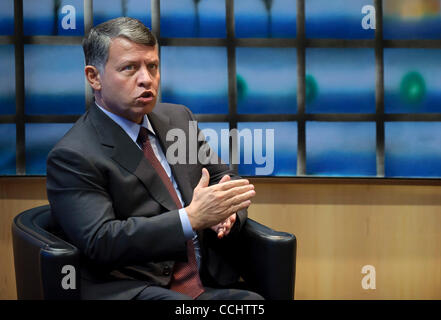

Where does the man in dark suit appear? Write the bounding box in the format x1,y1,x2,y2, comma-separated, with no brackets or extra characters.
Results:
46,17,262,300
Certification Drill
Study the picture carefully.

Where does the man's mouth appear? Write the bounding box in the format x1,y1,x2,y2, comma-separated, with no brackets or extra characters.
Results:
136,91,154,103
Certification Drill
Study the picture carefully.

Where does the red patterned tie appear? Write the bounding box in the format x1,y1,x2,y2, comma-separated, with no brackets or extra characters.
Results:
137,127,204,299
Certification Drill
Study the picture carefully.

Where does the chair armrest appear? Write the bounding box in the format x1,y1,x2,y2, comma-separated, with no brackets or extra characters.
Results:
12,205,81,300
237,218,296,300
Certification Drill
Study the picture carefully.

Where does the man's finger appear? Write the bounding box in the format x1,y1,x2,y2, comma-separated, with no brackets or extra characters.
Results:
223,218,231,229
227,200,251,217
229,214,236,225
215,179,250,191
221,184,255,201
218,174,231,184
196,168,210,189
226,189,255,208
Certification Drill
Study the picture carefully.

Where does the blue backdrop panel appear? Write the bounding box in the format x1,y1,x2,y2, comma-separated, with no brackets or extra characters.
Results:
161,46,228,114
384,0,441,39
236,47,297,114
93,0,151,28
198,122,230,165
306,122,376,176
25,123,73,175
235,0,296,38
0,0,14,35
0,46,15,115
23,0,84,36
384,49,441,113
306,48,375,113
385,122,441,178
237,122,297,176
161,0,225,38
24,45,85,115
0,124,16,175
306,0,375,39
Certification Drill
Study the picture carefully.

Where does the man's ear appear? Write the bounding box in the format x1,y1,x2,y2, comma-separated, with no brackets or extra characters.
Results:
85,65,102,91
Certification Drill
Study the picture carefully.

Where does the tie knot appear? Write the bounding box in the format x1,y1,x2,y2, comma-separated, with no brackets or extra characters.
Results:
137,126,149,146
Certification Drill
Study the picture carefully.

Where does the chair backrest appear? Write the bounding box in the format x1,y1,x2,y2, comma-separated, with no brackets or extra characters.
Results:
12,205,81,300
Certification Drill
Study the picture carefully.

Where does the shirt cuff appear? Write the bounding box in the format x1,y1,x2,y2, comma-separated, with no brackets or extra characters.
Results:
178,208,196,240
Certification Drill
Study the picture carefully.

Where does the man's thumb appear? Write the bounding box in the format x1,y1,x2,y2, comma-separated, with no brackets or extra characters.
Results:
197,168,210,188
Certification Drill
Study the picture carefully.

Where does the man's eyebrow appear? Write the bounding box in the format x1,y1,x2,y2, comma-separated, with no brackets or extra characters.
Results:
117,58,159,65
117,59,137,66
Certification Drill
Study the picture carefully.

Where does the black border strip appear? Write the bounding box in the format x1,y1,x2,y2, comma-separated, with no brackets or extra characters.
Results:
84,0,93,111
14,0,25,175
0,115,16,123
24,115,82,123
0,35,15,44
22,36,83,45
6,113,441,124
296,0,306,176
375,0,385,177
194,113,441,123
21,37,441,49
151,0,160,37
226,0,238,171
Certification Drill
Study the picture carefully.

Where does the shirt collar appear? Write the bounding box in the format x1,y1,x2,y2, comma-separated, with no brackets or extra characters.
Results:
95,102,156,145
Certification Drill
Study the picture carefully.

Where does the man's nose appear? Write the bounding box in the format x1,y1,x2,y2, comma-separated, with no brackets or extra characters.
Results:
137,66,153,86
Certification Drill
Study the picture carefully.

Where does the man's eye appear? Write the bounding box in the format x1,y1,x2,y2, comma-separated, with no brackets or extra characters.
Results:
148,64,158,70
123,65,134,71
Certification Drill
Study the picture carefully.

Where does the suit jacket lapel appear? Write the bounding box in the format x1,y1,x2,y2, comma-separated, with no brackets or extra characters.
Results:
89,105,178,212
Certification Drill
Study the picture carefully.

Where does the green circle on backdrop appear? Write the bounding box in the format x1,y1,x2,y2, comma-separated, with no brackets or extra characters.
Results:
305,74,318,104
400,71,426,105
236,74,248,102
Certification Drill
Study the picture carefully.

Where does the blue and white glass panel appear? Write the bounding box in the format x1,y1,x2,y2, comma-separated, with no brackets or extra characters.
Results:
237,122,297,176
24,45,85,115
384,49,441,113
306,48,375,113
25,123,73,175
235,0,296,38
198,122,230,165
161,46,228,114
236,48,297,114
0,0,14,35
385,122,441,178
161,0,225,38
306,0,375,39
93,0,151,28
0,124,16,175
384,0,441,39
306,122,376,176
0,46,15,115
23,0,84,36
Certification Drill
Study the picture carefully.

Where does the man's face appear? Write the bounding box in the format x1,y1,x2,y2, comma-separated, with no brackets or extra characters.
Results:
95,37,160,123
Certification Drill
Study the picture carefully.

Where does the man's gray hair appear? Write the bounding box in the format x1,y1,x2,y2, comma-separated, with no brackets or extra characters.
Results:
82,17,157,73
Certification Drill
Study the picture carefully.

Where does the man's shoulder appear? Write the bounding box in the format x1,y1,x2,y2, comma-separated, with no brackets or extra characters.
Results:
50,110,100,155
153,102,192,118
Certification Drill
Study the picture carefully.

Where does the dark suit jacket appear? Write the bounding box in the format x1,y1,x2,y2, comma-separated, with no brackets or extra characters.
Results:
46,103,247,300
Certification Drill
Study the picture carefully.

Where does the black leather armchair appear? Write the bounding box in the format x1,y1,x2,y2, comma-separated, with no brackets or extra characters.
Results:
12,205,296,300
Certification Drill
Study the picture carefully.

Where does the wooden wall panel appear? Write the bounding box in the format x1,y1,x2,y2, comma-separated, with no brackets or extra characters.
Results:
247,181,441,299
0,178,48,300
